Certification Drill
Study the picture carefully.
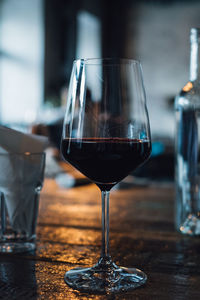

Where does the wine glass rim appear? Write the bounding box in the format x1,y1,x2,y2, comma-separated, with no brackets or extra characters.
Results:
74,58,140,66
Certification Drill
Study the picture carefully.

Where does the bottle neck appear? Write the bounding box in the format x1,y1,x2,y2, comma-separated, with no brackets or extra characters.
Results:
190,29,200,82
190,41,200,81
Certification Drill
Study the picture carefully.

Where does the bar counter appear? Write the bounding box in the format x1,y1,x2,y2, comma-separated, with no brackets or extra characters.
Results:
1,178,200,299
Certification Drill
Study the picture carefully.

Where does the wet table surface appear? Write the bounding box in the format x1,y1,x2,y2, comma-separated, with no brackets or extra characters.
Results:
1,178,200,299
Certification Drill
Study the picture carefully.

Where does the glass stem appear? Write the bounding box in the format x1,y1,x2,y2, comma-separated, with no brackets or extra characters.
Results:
101,191,110,259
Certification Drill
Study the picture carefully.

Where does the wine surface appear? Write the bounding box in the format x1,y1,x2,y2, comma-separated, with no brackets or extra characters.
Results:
61,138,151,190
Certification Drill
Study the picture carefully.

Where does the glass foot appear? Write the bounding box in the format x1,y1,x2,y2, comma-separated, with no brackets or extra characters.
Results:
64,258,147,294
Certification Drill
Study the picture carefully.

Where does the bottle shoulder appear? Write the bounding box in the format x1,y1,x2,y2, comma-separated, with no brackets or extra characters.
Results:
175,81,200,109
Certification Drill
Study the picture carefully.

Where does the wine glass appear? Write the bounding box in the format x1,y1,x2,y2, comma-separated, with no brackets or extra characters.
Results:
61,58,151,293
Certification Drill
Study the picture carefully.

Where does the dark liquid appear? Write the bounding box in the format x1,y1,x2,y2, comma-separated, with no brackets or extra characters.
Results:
61,138,151,190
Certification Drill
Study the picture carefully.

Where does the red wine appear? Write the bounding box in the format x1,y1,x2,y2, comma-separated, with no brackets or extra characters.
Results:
61,138,151,190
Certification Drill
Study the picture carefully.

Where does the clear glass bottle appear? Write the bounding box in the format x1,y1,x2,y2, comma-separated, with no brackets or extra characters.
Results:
175,28,200,235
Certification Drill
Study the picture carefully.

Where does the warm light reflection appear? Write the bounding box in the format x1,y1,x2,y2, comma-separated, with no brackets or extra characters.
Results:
38,226,100,245
25,151,31,155
48,203,99,215
182,81,193,92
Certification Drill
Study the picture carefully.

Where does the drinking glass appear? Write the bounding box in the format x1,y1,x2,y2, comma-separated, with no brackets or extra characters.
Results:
61,58,151,293
0,152,46,253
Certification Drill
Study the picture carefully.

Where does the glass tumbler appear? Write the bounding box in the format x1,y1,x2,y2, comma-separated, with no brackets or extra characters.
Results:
0,152,45,253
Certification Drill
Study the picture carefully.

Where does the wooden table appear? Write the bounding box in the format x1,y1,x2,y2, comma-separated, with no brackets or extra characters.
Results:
1,179,200,299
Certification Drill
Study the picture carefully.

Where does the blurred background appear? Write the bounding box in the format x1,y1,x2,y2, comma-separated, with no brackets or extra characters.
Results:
0,0,200,181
